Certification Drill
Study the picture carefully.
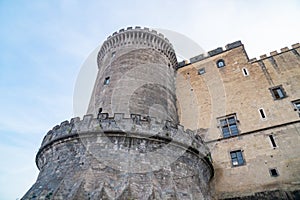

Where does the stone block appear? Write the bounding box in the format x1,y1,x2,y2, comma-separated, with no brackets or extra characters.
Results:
225,41,242,50
260,54,267,59
270,50,278,56
280,47,289,52
292,43,300,48
208,47,223,56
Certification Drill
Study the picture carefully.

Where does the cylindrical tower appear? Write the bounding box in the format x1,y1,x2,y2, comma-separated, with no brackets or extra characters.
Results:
22,27,214,200
87,27,178,123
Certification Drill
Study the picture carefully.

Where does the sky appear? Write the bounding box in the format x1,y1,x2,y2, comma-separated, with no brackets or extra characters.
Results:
0,0,299,199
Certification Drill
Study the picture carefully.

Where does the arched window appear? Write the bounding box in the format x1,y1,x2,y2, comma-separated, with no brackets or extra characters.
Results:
217,59,225,68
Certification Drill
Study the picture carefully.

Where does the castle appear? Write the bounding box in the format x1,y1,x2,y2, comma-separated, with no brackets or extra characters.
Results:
22,27,300,199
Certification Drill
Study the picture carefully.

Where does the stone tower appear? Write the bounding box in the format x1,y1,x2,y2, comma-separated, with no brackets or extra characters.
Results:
22,27,214,200
87,27,178,124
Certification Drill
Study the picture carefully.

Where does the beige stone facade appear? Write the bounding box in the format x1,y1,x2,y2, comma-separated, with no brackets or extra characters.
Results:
23,27,299,199
176,42,300,199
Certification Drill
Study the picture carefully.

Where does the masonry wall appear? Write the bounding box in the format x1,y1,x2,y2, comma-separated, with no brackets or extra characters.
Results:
176,43,300,199
209,123,300,199
87,27,178,124
23,27,217,200
22,114,214,200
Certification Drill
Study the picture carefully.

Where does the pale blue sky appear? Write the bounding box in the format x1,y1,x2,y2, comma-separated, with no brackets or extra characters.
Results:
0,0,299,199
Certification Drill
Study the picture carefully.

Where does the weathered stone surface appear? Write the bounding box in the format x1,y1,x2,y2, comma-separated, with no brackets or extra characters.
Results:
222,190,300,200
176,42,300,199
87,27,178,124
23,27,300,199
22,27,213,200
22,116,213,200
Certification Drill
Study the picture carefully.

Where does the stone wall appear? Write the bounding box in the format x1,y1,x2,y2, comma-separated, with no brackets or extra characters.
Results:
22,27,215,200
223,190,300,200
22,114,213,200
176,42,300,199
209,122,300,199
87,27,178,124
176,43,300,139
22,25,300,199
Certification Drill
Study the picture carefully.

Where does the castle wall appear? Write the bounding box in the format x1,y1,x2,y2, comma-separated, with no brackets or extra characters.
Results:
23,114,213,200
209,122,300,199
176,42,300,198
87,27,178,124
22,25,300,199
23,27,215,200
177,44,300,138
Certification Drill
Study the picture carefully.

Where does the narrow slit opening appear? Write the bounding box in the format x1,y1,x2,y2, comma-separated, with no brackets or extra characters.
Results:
269,135,277,148
242,68,248,76
259,108,266,119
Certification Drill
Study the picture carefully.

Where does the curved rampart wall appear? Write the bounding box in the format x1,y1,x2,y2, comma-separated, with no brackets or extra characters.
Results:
22,114,214,200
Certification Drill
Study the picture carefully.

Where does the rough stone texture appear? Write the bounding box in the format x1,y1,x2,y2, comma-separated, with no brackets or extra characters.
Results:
87,27,178,124
22,27,213,200
23,26,300,199
222,190,300,200
177,44,300,140
176,43,300,199
22,115,213,200
209,123,300,199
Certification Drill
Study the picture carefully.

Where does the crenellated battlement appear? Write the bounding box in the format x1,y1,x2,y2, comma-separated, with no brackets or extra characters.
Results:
177,41,300,68
249,42,300,63
23,25,300,198
97,26,178,68
37,113,210,169
177,40,243,68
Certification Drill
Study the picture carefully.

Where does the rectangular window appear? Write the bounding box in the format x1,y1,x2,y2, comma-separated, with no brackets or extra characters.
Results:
230,150,245,167
269,135,277,148
218,114,239,138
269,85,286,100
198,68,206,75
269,168,279,177
292,100,300,112
259,108,267,120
